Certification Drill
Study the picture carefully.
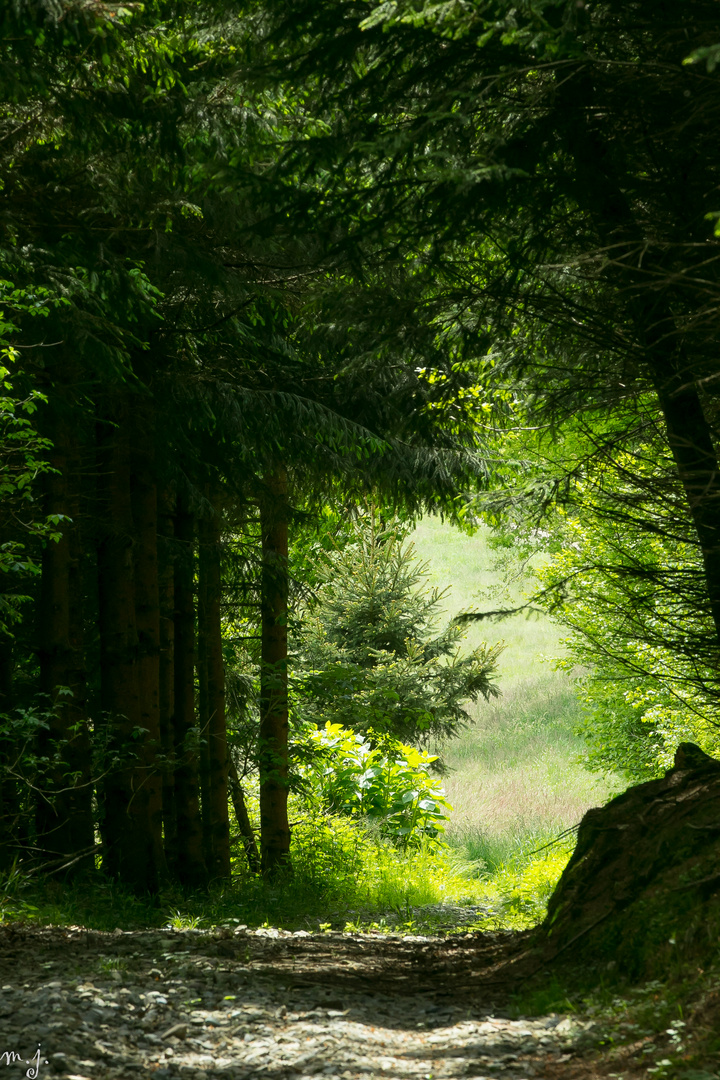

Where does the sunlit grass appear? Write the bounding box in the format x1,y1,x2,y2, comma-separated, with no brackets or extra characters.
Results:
411,515,622,904
0,823,571,936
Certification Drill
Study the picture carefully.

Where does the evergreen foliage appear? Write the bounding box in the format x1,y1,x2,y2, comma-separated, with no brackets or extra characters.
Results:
2,0,720,898
253,0,720,736
296,512,502,746
0,0,498,887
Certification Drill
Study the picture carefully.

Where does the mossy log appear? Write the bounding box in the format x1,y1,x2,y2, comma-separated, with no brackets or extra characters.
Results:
538,743,720,978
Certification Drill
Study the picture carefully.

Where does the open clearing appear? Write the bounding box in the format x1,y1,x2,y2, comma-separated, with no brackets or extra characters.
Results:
410,519,620,870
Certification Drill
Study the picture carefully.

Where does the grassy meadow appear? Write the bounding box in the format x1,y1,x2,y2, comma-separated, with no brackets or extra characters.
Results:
409,516,621,897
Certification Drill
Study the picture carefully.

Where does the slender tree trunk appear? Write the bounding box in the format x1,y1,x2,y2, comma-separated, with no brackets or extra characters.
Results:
158,490,177,872
0,631,18,871
97,404,158,893
36,400,93,875
258,467,291,877
172,495,207,887
228,755,260,874
198,496,231,880
0,636,12,714
197,532,212,866
130,412,166,884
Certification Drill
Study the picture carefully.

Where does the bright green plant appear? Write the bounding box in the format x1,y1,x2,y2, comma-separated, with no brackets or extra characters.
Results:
166,910,204,931
0,283,62,634
288,803,371,893
300,721,453,847
532,482,720,779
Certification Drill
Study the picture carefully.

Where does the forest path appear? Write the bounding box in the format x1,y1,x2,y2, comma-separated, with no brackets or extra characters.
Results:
0,925,625,1080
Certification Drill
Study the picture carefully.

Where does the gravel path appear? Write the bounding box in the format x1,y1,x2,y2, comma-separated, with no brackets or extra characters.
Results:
0,925,599,1080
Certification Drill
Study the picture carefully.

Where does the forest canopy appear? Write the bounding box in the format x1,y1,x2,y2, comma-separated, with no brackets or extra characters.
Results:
1,0,719,893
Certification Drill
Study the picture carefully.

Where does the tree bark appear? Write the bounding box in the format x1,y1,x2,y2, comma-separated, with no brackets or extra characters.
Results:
172,495,207,886
647,359,720,644
558,76,720,649
228,754,260,874
36,397,93,875
198,496,231,881
0,635,12,714
130,411,166,884
0,631,15,871
158,490,177,872
97,403,158,893
197,531,212,867
258,466,291,877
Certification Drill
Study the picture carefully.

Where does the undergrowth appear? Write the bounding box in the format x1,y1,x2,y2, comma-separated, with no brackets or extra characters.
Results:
510,957,720,1080
0,520,592,937
0,810,573,935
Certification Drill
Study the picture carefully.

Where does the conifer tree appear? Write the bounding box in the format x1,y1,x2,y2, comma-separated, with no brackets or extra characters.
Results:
0,0,499,886
251,0,720,720
297,512,502,748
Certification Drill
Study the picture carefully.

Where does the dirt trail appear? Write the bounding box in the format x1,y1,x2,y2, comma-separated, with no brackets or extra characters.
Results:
2,924,716,1080
0,924,608,1080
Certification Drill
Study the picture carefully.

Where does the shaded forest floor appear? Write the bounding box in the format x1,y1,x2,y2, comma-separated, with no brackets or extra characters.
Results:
1,923,717,1080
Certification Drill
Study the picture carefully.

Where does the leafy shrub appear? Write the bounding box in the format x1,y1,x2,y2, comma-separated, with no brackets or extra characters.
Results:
300,721,453,847
290,805,371,895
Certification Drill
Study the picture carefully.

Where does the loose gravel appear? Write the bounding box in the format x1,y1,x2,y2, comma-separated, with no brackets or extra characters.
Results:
0,925,598,1080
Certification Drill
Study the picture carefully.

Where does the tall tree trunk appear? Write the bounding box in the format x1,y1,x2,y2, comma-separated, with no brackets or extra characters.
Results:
130,410,166,884
158,490,177,872
0,631,18,871
172,495,207,887
228,755,260,874
197,533,212,867
36,398,93,875
198,495,231,880
647,358,720,644
258,467,291,877
97,404,158,893
0,636,12,715
559,77,720,648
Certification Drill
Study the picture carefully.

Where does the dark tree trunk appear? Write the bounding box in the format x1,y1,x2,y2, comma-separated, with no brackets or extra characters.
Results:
158,490,177,871
97,404,158,893
36,399,93,875
228,755,260,874
559,79,720,649
172,495,207,886
0,631,19,871
258,467,291,877
130,412,166,884
648,360,720,643
0,636,12,714
198,496,231,880
197,534,212,867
